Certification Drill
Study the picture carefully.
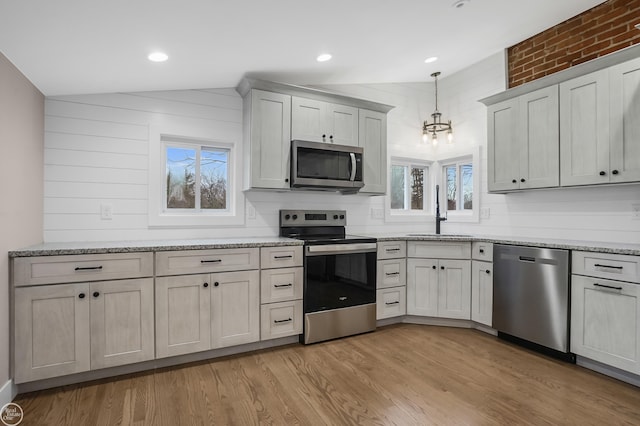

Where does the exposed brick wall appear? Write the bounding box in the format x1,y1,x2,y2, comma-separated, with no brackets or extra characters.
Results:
508,0,640,88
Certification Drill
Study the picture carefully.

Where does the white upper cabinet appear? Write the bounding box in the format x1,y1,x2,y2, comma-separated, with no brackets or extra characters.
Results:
487,85,559,192
291,97,359,146
359,109,387,194
243,89,291,190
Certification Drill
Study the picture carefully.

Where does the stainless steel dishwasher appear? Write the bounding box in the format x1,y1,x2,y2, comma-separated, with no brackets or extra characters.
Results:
493,244,572,359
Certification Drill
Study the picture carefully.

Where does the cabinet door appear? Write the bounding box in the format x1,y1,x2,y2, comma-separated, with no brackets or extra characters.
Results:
560,69,610,186
438,260,471,320
291,97,325,143
211,270,260,348
487,97,520,192
359,109,387,193
155,274,211,358
609,57,640,183
14,284,90,383
90,278,155,369
406,258,438,316
326,103,358,146
519,86,559,189
571,275,640,374
471,261,493,327
248,89,291,189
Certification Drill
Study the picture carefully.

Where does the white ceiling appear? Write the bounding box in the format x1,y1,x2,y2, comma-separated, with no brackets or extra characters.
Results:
0,0,605,96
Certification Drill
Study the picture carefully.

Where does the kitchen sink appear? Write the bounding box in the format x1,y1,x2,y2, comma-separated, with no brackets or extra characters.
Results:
405,233,471,237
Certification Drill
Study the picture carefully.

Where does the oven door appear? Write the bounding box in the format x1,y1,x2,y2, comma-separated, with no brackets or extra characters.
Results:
304,243,376,313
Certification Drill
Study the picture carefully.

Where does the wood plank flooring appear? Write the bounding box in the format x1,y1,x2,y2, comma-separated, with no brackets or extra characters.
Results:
14,324,640,425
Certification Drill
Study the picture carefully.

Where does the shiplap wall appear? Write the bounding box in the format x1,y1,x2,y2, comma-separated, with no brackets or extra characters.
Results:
44,53,640,244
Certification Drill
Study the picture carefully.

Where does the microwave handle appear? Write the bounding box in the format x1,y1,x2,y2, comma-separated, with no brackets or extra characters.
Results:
349,153,356,181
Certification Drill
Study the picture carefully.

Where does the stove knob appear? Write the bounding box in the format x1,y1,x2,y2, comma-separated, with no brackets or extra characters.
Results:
285,214,291,220
333,214,338,220
292,214,298,220
339,214,345,219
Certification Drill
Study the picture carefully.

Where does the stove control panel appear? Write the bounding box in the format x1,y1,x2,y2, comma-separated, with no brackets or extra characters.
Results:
280,209,346,227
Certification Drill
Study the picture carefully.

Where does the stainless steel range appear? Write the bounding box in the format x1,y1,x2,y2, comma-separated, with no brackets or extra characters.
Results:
280,209,377,344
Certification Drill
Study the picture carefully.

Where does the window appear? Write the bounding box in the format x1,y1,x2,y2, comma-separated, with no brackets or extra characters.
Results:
442,159,473,213
165,144,229,211
388,158,431,218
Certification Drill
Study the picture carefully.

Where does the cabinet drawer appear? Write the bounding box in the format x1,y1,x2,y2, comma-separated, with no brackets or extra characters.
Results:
260,300,303,340
261,267,303,303
377,287,406,320
13,252,153,286
260,246,303,269
155,248,259,276
377,259,406,289
407,241,471,259
572,251,640,283
377,241,406,259
472,242,493,262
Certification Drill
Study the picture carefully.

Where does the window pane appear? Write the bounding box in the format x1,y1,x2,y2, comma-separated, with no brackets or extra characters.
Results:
166,147,196,209
410,167,424,210
461,164,473,210
446,166,457,210
390,165,405,209
201,148,229,210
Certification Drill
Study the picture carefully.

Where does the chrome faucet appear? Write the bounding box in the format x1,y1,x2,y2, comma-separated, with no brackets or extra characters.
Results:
435,184,447,234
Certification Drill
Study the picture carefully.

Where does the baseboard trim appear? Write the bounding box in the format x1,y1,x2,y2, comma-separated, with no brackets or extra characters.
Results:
473,323,498,336
0,378,17,407
576,356,640,388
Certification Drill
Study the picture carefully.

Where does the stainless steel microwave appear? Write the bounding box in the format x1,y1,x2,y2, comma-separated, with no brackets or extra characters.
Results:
290,140,364,193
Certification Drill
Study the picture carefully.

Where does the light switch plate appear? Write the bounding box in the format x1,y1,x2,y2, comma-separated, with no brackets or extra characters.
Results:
100,203,113,220
480,207,490,219
632,203,640,220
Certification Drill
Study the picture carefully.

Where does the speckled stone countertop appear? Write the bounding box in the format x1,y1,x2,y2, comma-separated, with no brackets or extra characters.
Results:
367,233,640,256
8,237,303,257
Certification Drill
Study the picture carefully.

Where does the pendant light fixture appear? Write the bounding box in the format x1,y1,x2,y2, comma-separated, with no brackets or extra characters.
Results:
422,71,453,145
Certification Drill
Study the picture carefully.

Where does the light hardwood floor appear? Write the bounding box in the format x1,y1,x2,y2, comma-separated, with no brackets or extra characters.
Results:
14,324,640,425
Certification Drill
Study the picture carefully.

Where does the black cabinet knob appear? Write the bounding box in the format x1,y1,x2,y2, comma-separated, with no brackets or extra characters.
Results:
329,135,334,140
486,270,491,274
214,282,219,287
520,178,525,183
441,266,445,270
203,282,209,288
512,179,517,183
432,265,436,269
78,293,85,299
599,171,606,176
93,291,100,298
322,134,326,139
479,249,484,254
612,170,619,175
285,178,289,182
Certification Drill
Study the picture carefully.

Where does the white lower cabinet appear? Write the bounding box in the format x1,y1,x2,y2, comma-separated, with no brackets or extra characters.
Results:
571,275,640,374
212,270,260,348
14,278,154,383
407,258,471,320
377,287,406,319
471,261,493,327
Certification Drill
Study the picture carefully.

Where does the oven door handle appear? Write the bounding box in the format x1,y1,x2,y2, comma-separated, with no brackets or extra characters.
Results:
306,242,377,256
349,152,356,182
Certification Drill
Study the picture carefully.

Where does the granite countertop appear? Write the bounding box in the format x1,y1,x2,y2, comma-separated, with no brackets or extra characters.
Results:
8,234,640,257
8,237,303,257
367,233,640,256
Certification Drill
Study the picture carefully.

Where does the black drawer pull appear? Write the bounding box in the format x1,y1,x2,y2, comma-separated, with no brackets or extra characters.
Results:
385,301,400,306
385,272,400,276
594,264,623,270
479,249,484,254
594,283,623,291
274,255,293,259
274,283,293,288
75,266,103,271
201,259,222,264
386,248,400,252
274,318,292,324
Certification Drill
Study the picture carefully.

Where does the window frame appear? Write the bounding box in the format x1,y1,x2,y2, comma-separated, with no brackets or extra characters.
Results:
148,124,244,228
385,157,433,222
436,147,480,223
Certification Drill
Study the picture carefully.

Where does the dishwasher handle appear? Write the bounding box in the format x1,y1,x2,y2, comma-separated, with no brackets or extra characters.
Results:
519,256,536,262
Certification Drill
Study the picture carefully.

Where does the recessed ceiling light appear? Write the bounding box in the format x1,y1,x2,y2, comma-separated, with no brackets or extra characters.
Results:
452,0,470,8
424,57,438,64
148,52,168,62
317,53,332,62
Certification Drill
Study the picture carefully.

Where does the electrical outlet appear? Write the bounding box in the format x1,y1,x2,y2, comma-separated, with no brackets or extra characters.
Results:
632,203,640,220
480,207,490,219
246,204,256,220
100,203,113,220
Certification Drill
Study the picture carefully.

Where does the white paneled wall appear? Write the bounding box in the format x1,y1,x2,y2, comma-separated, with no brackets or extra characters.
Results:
44,55,639,244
